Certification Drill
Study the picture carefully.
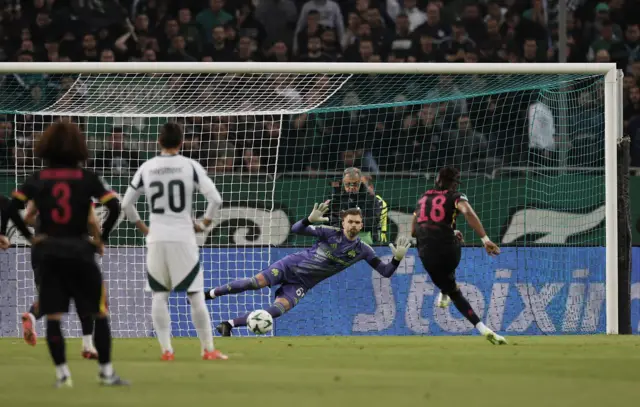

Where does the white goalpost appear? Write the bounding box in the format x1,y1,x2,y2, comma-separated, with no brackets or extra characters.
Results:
0,62,622,337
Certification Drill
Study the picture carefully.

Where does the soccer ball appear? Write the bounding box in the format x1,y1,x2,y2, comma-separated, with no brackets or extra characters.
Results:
247,310,273,335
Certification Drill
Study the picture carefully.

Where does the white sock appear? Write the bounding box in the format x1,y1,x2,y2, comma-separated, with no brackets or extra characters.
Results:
151,292,173,353
208,289,216,299
82,335,94,351
475,322,491,335
188,292,214,353
55,364,71,380
228,319,235,327
100,363,114,377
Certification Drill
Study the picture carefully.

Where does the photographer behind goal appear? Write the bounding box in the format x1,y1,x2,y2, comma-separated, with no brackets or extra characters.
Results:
328,167,384,245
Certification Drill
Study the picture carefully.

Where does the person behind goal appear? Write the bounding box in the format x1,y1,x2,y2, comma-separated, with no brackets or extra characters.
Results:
20,199,101,359
411,166,507,345
6,121,128,387
121,123,227,361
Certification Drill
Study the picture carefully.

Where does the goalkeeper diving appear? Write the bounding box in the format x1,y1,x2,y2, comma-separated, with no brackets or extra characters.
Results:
205,202,411,336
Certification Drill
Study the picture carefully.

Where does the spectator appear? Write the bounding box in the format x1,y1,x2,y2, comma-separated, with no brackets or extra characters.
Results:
400,0,427,33
388,14,414,60
442,18,476,63
299,36,334,62
295,0,345,54
92,128,140,174
79,33,99,62
235,1,267,50
342,12,361,51
175,9,202,56
203,26,233,61
587,20,622,61
255,0,298,49
413,2,449,43
197,0,233,42
328,167,382,245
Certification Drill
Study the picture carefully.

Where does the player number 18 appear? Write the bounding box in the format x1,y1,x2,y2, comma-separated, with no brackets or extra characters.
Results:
417,195,446,223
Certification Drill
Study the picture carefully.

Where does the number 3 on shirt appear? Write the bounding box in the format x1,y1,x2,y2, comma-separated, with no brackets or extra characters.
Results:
51,182,72,224
417,195,446,223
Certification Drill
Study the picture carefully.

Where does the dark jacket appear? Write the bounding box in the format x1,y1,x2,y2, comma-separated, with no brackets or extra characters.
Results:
328,181,382,238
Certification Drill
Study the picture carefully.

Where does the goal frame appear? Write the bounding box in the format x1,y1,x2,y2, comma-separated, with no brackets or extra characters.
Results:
0,62,622,334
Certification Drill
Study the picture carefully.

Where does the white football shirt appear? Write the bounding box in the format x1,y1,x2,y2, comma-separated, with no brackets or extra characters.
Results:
122,154,222,245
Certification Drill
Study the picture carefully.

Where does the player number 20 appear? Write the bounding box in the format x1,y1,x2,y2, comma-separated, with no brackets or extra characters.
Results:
149,180,186,214
417,195,446,223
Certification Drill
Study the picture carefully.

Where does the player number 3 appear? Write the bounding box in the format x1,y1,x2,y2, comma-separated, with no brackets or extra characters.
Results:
51,182,72,224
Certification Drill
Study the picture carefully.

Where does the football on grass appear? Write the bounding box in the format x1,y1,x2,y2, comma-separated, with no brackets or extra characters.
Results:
247,310,273,335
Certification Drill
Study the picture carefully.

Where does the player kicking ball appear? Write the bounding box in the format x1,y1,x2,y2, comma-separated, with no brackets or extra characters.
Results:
122,123,227,361
205,204,411,336
412,166,507,345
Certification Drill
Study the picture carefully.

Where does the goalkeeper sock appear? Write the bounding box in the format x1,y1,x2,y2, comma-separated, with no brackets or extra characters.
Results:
449,290,481,326
151,292,173,353
230,313,249,327
46,319,67,371
212,277,259,298
188,292,215,353
265,302,286,319
93,316,112,365
79,315,95,350
29,302,42,320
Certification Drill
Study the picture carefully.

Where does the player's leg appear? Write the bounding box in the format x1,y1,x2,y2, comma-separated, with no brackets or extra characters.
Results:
78,314,98,359
170,242,227,360
421,245,507,345
38,258,73,388
74,258,129,386
146,242,174,359
217,283,306,337
21,248,43,346
204,271,270,300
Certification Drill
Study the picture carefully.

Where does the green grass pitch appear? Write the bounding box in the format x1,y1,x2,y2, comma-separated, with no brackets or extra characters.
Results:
1,336,639,407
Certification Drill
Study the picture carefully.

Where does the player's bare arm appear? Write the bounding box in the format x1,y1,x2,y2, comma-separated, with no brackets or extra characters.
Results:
88,206,105,255
192,160,222,232
456,200,500,256
24,200,38,227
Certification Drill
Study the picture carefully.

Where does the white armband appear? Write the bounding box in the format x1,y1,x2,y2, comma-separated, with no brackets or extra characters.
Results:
481,236,490,244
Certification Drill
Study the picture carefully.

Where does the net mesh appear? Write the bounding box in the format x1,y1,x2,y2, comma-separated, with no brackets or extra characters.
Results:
0,70,608,337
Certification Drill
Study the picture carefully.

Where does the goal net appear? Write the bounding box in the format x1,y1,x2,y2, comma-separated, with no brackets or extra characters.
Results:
0,63,624,338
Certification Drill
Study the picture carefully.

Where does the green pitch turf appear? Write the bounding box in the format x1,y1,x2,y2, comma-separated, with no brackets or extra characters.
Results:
1,336,639,407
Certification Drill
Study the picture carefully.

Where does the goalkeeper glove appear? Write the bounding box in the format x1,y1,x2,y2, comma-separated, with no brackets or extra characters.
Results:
389,236,411,261
308,201,330,223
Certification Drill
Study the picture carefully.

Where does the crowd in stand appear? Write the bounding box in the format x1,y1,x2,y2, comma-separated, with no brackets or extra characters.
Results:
1,0,640,173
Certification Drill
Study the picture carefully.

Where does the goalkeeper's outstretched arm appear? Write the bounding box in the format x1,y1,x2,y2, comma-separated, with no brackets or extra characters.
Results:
290,201,333,238
363,236,411,278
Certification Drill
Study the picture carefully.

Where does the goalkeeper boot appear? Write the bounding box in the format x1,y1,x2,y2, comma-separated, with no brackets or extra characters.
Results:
436,292,450,309
216,322,233,337
485,331,508,345
54,376,73,389
203,350,229,360
21,312,37,346
99,373,130,386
